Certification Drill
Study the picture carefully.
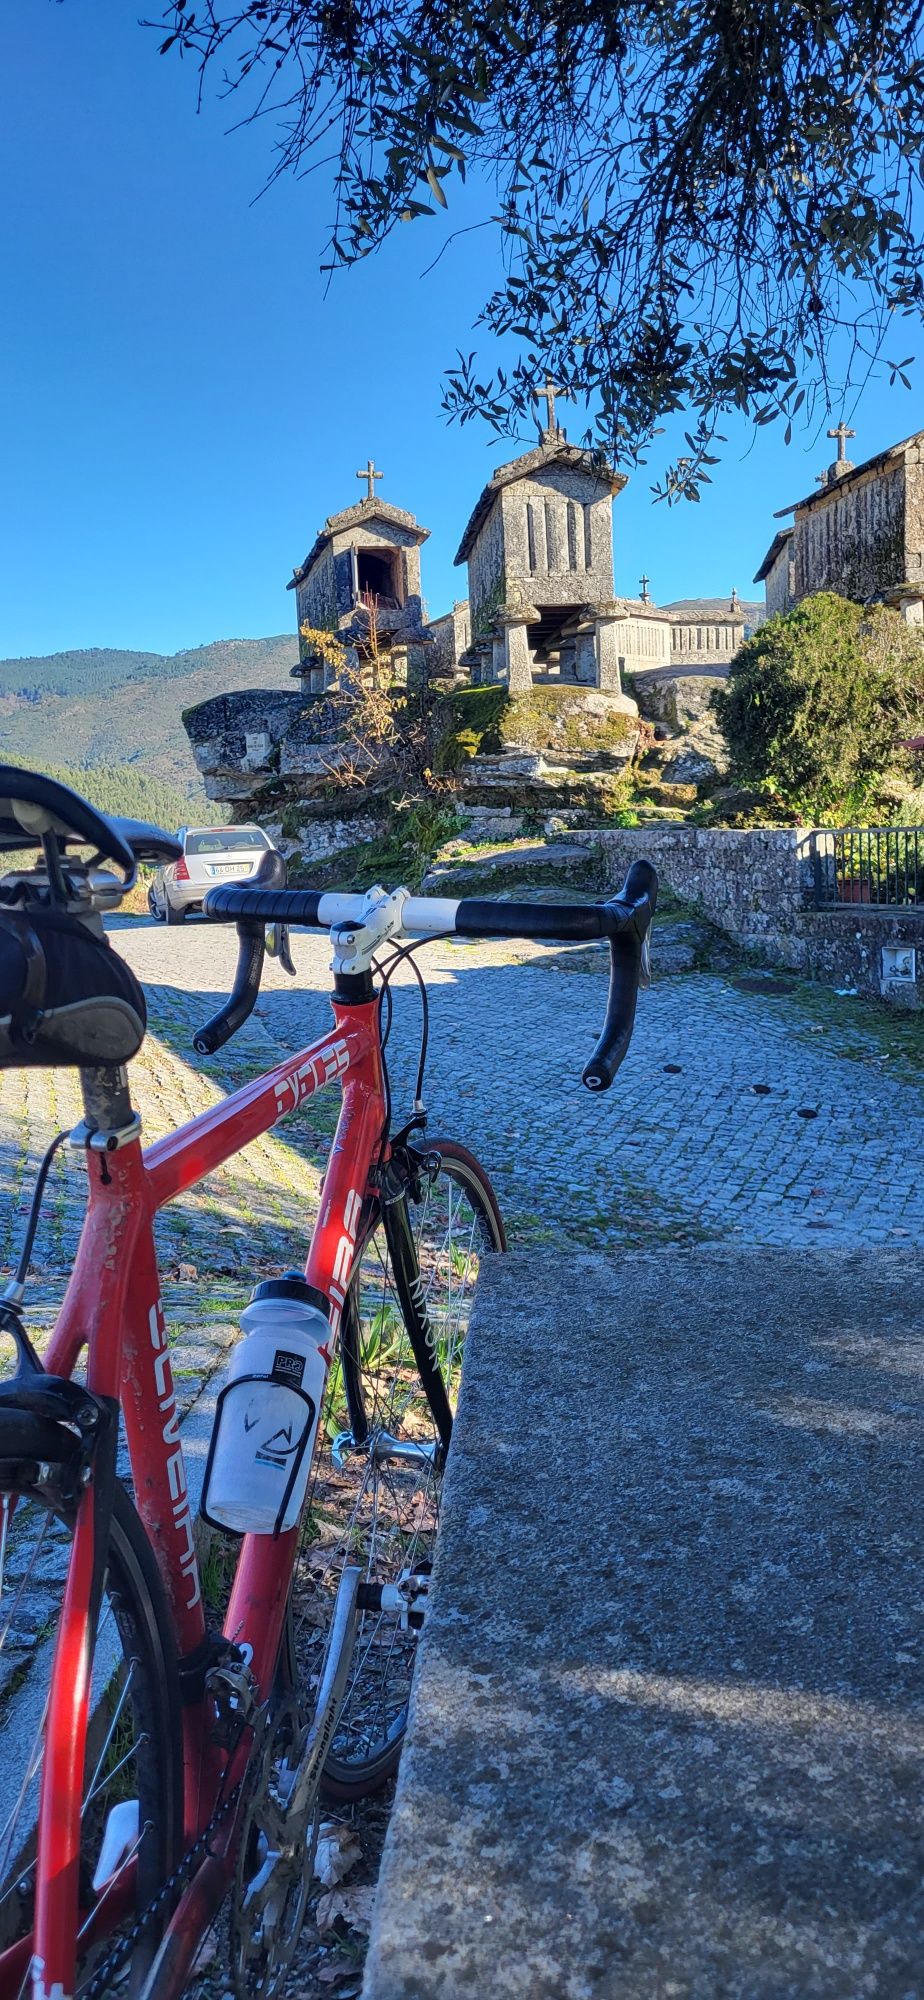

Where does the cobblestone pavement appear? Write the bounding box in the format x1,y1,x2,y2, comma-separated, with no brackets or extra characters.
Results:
3,913,921,1310
120,912,924,1249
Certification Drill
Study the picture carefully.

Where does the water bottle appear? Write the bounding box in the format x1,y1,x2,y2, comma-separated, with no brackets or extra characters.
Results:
201,1271,330,1536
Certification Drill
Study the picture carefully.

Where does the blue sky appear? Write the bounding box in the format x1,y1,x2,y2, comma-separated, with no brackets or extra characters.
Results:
1,0,920,660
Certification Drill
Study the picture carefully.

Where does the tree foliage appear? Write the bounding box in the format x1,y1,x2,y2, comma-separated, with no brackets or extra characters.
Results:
713,593,924,816
154,0,924,491
2,755,196,832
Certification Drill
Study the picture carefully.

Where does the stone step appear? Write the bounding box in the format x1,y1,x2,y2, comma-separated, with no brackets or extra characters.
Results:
362,1247,924,2000
422,841,593,889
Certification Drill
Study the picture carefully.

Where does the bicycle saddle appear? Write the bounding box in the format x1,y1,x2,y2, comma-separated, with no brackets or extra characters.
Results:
0,765,182,870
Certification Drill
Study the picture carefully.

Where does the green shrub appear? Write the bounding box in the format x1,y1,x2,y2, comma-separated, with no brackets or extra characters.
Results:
713,592,924,818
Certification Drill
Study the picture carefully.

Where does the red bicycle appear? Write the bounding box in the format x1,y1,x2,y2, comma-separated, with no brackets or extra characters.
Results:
0,764,656,2000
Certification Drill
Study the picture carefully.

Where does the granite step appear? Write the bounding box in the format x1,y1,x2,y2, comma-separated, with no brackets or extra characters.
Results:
362,1246,924,1999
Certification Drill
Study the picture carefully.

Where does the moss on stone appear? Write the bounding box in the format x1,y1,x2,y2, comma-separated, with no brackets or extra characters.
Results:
499,688,636,757
434,685,636,773
434,686,507,771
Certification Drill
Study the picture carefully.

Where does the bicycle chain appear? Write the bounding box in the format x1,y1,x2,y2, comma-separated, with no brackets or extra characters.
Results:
79,1776,244,2000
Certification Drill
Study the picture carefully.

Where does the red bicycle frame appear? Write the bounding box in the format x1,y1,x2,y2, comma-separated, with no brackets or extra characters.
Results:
12,992,388,2000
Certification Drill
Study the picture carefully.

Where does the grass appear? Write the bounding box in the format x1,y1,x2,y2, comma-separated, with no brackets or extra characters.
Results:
289,801,462,895
742,972,924,1078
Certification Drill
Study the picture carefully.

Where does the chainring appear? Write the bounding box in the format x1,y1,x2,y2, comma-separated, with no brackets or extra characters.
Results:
230,1693,319,1999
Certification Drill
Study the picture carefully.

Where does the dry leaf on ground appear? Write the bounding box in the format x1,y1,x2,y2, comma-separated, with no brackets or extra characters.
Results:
315,1885,376,1936
314,1820,362,1888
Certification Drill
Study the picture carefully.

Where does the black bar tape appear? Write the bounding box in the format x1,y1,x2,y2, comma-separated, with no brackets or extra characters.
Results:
203,886,324,927
194,921,265,1055
454,899,606,943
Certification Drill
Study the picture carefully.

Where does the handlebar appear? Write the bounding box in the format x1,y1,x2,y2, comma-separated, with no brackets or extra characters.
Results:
197,860,658,1089
192,848,286,1056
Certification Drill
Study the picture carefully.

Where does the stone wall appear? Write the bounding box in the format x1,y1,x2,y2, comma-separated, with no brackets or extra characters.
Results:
904,442,924,592
468,509,505,636
427,602,471,677
616,611,672,669
295,545,341,640
764,537,794,618
584,825,924,1005
499,464,614,613
794,457,906,602
592,826,813,944
670,617,744,661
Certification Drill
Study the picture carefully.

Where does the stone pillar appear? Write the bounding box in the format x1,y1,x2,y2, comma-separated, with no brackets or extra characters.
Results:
595,604,626,693
497,602,539,694
574,627,596,684
309,665,324,696
323,656,339,691
503,622,533,692
491,633,506,685
390,646,409,690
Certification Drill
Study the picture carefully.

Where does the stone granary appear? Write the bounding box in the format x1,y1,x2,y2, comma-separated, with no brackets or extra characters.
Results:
755,424,924,622
289,458,432,690
451,389,757,698
454,385,635,709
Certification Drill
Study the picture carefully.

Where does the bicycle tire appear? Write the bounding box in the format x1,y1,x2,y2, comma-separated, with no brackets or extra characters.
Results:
0,1478,183,1995
287,1138,505,1803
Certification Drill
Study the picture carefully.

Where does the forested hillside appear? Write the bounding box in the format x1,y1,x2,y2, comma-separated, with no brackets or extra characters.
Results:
0,636,295,794
2,757,196,834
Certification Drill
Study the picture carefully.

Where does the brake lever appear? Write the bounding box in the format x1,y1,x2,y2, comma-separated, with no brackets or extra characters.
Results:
265,922,296,977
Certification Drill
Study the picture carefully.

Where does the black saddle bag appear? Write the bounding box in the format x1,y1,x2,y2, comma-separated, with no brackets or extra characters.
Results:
0,908,146,1068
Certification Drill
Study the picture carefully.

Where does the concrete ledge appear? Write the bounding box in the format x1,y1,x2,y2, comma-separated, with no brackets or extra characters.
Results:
362,1248,924,1999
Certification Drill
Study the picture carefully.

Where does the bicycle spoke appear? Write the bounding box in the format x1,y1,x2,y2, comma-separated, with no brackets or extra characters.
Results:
288,1151,501,1797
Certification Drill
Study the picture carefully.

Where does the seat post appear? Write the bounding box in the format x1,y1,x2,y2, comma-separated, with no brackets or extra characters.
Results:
78,1064,137,1140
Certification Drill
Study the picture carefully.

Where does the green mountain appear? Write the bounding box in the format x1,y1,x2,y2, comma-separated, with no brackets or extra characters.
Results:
0,637,297,799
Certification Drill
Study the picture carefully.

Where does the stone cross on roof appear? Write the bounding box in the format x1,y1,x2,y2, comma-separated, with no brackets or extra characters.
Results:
535,380,570,436
639,573,651,603
356,458,384,501
827,420,856,462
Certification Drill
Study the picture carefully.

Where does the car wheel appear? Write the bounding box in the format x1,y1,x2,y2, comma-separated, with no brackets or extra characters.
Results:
148,886,165,923
165,896,185,926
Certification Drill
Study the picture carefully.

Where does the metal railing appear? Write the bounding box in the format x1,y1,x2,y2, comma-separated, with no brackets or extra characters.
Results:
808,826,924,909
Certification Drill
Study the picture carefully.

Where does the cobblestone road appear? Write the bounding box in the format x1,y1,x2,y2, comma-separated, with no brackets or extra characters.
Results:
3,913,922,1310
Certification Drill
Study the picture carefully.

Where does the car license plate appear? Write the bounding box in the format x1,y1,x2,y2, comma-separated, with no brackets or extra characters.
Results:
210,863,247,876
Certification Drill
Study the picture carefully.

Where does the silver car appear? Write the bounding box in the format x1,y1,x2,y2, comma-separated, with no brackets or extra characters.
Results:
148,824,276,924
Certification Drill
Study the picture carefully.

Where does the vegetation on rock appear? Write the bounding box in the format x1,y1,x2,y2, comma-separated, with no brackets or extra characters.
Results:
287,800,463,893
434,685,637,772
713,593,924,820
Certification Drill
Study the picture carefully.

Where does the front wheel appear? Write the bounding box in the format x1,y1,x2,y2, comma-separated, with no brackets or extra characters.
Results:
288,1139,505,1801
